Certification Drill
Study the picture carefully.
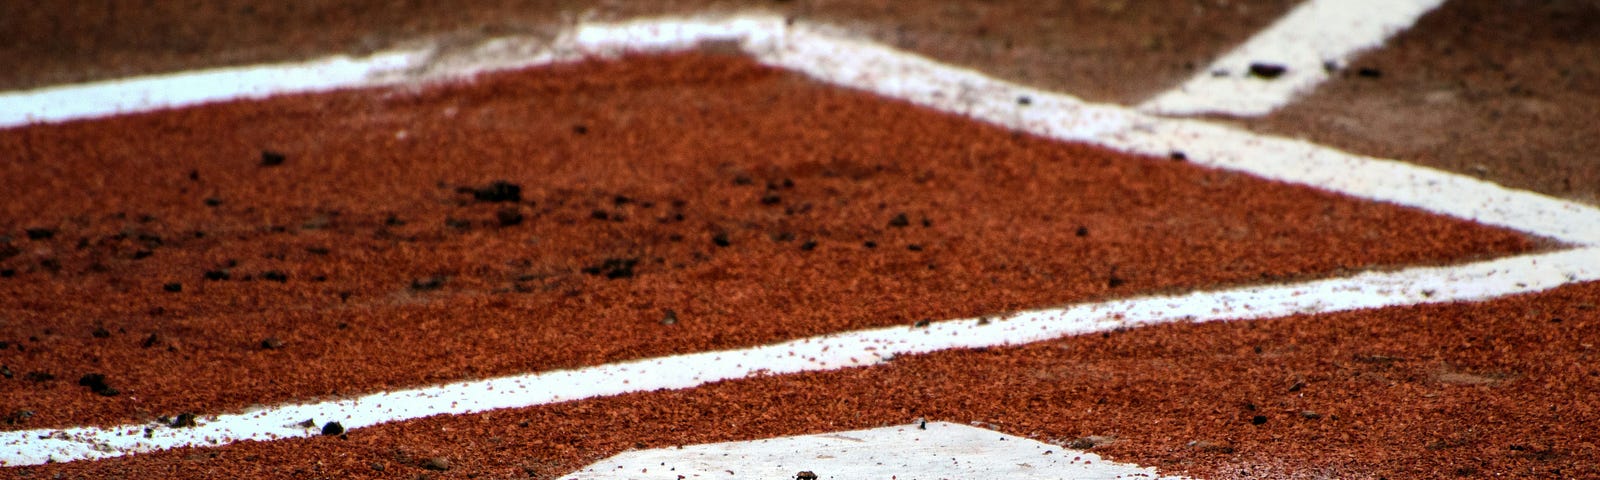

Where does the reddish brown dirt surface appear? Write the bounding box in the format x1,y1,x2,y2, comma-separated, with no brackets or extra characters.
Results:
1246,0,1600,204
0,0,1296,104
0,53,1537,431
13,277,1598,480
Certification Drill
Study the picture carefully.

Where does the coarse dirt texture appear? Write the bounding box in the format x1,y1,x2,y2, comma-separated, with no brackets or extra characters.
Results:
0,0,1297,104
0,53,1539,431
13,277,1598,480
1244,0,1600,205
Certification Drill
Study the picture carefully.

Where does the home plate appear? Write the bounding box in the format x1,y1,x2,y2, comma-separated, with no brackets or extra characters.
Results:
559,421,1192,479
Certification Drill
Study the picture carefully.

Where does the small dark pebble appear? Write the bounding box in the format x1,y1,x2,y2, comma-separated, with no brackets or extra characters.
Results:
1107,273,1126,288
463,180,522,203
24,228,55,240
712,233,732,247
370,462,386,472
1251,415,1268,425
162,282,183,293
133,250,154,260
863,241,877,249
496,208,524,227
1357,67,1382,78
411,276,446,291
887,213,910,228
142,333,162,349
1075,226,1089,237
733,175,754,186
796,471,818,480
203,197,223,207
799,240,817,251
260,337,285,350
571,124,588,135
77,373,119,396
5,410,33,425
0,269,14,278
612,195,632,206
661,309,679,325
171,413,198,428
422,457,451,471
1017,95,1032,105
261,271,288,283
1248,62,1287,79
907,244,923,251
260,150,286,167
1169,151,1187,161
92,327,110,339
385,216,406,226
204,270,230,281
582,258,638,279
760,194,782,205
913,319,931,328
590,210,609,221
321,421,345,436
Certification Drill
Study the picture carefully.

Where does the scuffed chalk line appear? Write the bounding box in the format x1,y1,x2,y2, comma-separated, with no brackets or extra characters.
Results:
1137,0,1446,117
5,247,1598,467
745,19,1600,246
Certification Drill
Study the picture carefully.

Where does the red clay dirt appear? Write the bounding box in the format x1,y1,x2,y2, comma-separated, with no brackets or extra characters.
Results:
0,53,1538,433
13,271,1598,480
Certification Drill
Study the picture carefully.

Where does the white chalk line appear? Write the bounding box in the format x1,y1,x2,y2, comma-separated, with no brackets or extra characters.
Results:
1137,0,1445,117
5,247,1597,466
3,14,1600,467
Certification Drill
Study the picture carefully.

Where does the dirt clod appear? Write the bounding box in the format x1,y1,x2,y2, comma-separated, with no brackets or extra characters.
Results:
411,277,446,291
259,150,286,166
77,373,119,396
422,457,451,471
171,413,198,428
1248,62,1287,79
496,208,524,226
581,258,638,279
461,180,522,203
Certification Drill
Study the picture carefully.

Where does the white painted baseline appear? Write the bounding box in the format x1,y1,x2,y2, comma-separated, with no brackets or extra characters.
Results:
1137,0,1446,117
4,247,1597,466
